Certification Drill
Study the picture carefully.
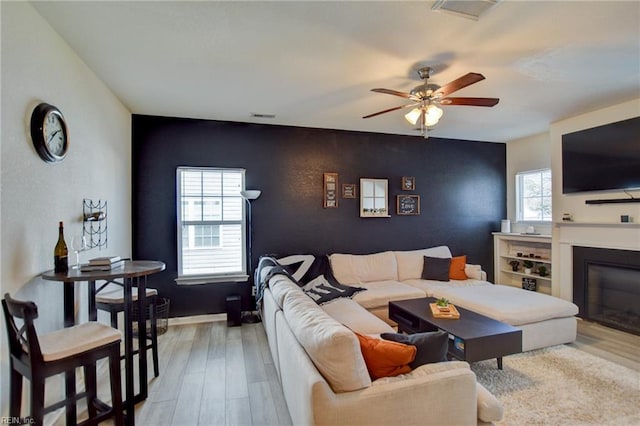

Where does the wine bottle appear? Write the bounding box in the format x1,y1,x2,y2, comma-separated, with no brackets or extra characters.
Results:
54,221,69,273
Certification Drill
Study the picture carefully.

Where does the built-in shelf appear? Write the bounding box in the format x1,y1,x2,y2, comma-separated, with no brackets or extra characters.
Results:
498,269,551,281
493,233,552,295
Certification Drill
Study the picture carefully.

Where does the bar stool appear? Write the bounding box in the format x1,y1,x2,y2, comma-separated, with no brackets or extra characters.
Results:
2,293,124,426
96,285,160,377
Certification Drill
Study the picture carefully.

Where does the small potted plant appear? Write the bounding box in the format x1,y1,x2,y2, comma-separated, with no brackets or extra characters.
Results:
538,265,548,277
523,260,534,274
435,297,450,310
509,260,520,272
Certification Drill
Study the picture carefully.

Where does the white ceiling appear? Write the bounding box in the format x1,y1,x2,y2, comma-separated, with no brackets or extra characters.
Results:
32,1,640,143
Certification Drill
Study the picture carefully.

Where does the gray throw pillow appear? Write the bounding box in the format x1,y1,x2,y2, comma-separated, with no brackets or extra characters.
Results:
380,331,449,369
421,256,451,281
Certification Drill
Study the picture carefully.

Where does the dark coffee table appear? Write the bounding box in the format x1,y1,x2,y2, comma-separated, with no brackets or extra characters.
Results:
388,297,522,369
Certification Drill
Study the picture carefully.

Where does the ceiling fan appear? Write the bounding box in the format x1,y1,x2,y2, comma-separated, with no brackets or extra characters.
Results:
363,67,499,138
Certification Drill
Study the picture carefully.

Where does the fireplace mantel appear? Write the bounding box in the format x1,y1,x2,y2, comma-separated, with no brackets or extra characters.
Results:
552,222,640,300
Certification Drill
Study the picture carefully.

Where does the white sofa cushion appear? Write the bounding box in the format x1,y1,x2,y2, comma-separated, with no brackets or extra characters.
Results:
394,246,452,281
402,278,492,297
322,297,395,336
282,286,371,392
269,272,304,309
431,284,579,326
330,251,398,284
352,280,425,309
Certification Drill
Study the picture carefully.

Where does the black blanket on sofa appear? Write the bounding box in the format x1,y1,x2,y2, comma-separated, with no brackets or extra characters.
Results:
255,255,365,310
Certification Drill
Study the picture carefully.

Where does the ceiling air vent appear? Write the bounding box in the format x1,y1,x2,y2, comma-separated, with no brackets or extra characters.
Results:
431,0,500,21
250,113,276,119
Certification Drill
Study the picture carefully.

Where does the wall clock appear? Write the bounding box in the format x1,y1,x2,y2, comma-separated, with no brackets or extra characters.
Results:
30,103,69,163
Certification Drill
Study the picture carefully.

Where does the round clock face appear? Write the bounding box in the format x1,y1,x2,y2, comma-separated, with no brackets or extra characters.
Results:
30,103,69,163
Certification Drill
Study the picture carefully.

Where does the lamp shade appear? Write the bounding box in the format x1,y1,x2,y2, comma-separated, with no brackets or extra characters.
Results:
404,108,422,126
405,105,443,127
241,190,261,200
424,105,443,126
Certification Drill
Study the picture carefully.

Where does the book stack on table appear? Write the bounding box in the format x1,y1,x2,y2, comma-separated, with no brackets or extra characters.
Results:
80,256,125,272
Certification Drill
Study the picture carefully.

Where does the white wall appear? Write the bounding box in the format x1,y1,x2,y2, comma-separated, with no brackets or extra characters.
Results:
550,98,640,224
506,131,552,235
550,98,640,299
1,2,131,416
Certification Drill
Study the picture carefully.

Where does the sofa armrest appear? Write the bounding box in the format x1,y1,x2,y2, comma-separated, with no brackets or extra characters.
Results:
312,361,478,425
465,263,487,281
476,382,503,423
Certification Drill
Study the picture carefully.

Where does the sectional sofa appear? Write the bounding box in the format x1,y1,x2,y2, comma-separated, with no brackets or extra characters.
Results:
256,246,578,425
258,259,503,425
329,246,579,352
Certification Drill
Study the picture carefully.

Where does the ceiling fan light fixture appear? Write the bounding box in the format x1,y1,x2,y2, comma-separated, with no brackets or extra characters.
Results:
424,104,443,126
404,108,422,126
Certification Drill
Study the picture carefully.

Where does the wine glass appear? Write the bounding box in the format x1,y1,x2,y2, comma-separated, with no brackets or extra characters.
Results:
70,235,87,269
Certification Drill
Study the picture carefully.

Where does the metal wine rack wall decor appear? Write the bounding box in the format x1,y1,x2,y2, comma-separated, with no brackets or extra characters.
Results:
82,199,107,249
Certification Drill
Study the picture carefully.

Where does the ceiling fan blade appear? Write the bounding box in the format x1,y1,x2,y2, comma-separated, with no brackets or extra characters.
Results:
435,73,485,97
362,102,420,119
371,88,418,100
440,97,499,107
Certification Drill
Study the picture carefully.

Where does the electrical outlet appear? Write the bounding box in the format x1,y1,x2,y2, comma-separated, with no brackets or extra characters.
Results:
251,286,256,296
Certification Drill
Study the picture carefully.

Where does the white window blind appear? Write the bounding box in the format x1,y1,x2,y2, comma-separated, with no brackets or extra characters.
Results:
176,167,246,283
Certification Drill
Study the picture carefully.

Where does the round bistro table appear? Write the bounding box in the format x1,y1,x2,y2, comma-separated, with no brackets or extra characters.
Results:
42,260,166,426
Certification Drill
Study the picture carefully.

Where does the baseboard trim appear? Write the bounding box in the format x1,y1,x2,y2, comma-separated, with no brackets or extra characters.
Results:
168,313,226,326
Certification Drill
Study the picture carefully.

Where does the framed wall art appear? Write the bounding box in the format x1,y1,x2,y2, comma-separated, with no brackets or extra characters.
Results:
342,183,356,198
323,172,338,208
360,178,389,217
397,194,420,215
402,176,415,191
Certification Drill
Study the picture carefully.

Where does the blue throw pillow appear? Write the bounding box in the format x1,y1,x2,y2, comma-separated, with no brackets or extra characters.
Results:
421,256,451,281
381,331,449,368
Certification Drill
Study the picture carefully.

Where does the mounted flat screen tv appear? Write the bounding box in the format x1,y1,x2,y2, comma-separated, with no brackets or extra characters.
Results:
562,116,640,194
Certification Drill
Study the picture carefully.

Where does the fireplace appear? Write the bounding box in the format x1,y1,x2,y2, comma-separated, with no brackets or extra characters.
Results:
573,246,640,335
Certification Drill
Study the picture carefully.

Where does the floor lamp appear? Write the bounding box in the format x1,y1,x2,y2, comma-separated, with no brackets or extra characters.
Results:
241,189,261,323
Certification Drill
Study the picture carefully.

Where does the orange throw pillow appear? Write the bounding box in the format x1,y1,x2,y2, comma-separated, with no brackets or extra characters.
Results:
449,255,468,280
355,333,416,379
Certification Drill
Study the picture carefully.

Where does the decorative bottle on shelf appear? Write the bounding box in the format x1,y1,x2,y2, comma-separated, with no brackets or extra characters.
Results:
54,221,69,273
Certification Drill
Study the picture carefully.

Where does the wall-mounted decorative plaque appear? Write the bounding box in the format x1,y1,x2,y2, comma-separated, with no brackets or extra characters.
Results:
402,176,415,191
397,194,420,215
323,173,338,208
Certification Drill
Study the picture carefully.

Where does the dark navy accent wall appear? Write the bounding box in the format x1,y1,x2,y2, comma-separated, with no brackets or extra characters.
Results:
132,115,506,317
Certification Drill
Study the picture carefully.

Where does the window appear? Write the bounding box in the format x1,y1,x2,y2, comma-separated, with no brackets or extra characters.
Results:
176,167,246,284
516,169,552,222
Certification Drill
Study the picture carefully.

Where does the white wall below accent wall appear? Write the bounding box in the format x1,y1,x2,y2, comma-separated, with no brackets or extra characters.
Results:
1,2,131,416
506,132,552,235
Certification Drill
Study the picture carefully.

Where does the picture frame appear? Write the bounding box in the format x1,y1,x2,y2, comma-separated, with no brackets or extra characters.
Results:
522,277,537,292
396,194,420,215
342,183,356,199
402,176,415,191
323,172,338,208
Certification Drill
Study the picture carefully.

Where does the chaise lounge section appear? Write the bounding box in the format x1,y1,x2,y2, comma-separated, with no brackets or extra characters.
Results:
329,246,579,351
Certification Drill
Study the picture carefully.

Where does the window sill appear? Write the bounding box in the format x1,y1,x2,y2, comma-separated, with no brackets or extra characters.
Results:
515,221,552,225
175,274,249,286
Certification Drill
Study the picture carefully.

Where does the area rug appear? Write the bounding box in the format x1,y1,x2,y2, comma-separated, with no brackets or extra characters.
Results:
471,345,639,425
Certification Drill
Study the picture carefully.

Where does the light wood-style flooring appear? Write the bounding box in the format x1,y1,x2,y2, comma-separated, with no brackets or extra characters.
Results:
135,317,638,426
572,318,640,371
135,320,292,426
56,316,639,426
